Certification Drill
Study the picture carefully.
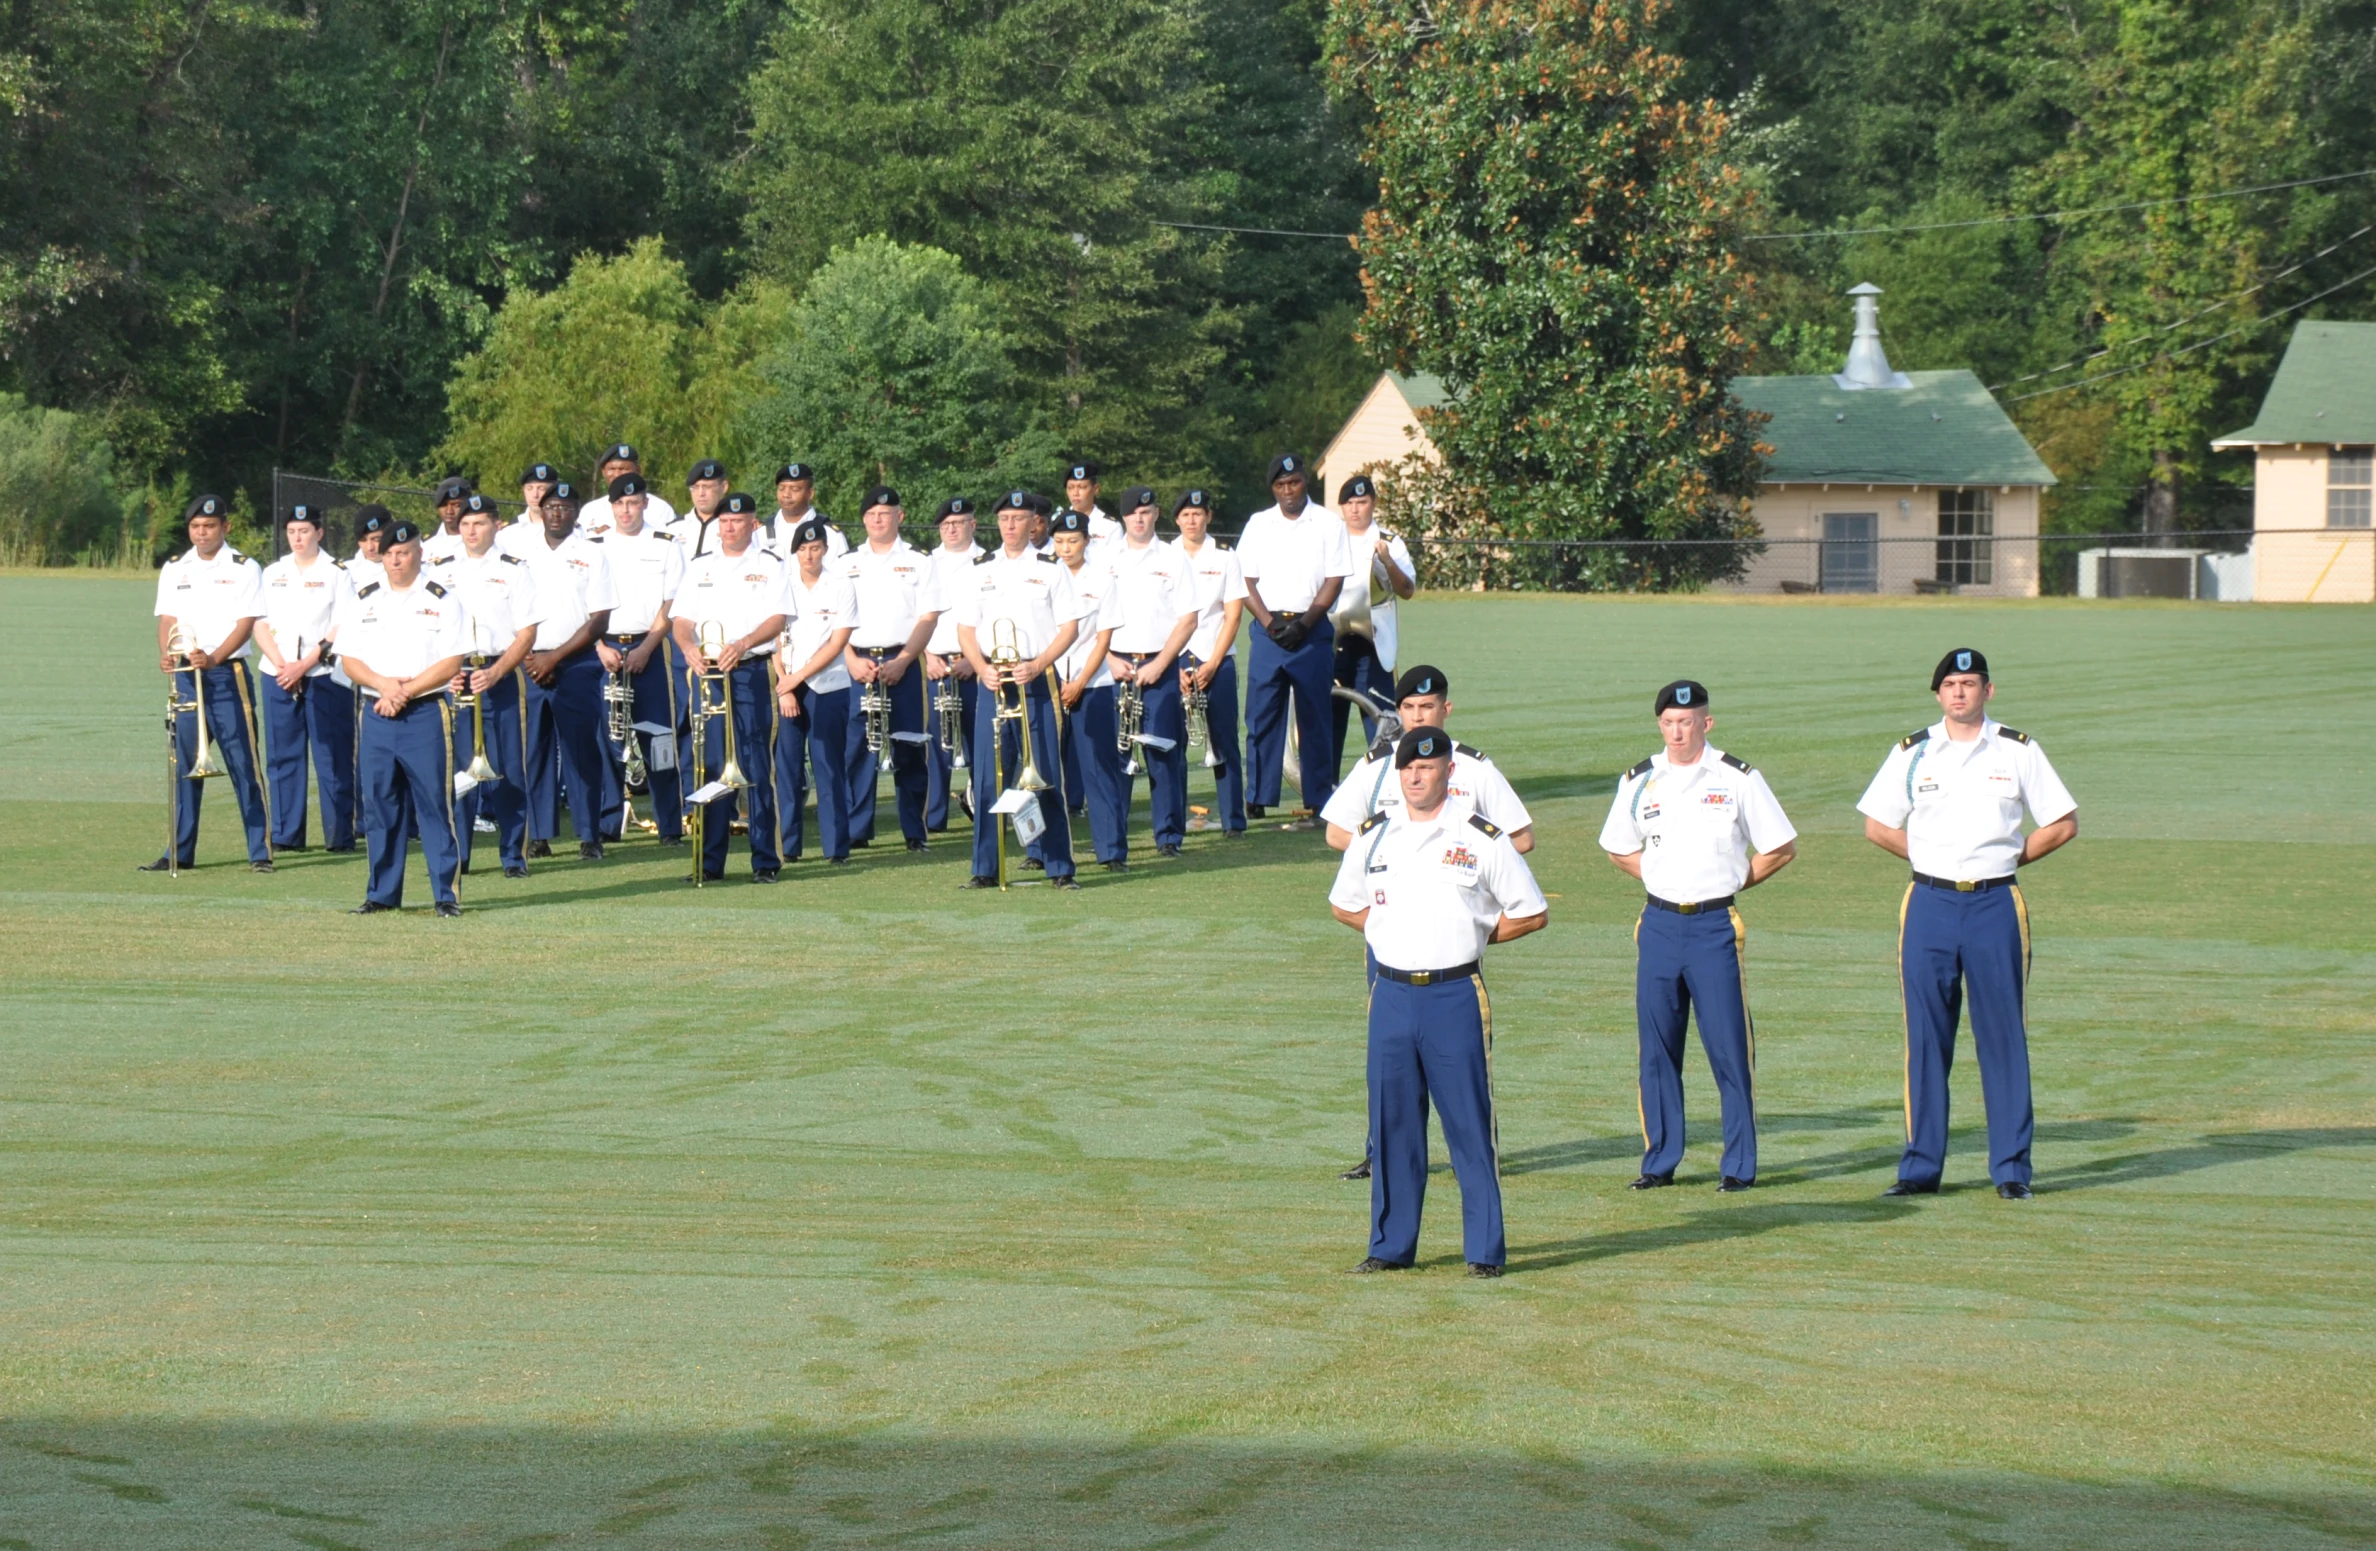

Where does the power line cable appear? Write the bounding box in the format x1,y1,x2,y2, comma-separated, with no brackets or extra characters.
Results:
1744,168,2376,243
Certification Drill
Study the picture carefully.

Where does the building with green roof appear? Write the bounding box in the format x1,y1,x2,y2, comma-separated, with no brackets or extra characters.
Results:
2212,320,2375,603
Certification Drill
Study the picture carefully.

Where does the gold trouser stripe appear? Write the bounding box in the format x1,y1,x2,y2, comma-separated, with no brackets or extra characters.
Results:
1633,910,1651,1150
1730,905,1756,1125
1474,976,1499,1178
513,667,530,779
232,661,273,860
768,656,788,858
1898,882,1916,1143
2012,883,2032,1001
440,700,459,905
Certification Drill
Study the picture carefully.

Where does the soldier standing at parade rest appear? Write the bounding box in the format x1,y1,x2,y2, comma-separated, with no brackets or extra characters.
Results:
955,491,1087,890
1060,460,1122,556
347,506,392,589
501,466,556,554
683,459,731,556
592,473,687,845
840,485,942,851
1237,453,1352,828
1170,490,1248,835
579,444,680,538
253,503,356,854
336,522,467,916
145,495,274,873
672,492,787,883
422,477,471,564
1104,487,1199,857
1050,508,1128,869
1327,474,1415,770
1858,648,2077,1200
517,482,616,860
436,495,543,879
1600,680,1797,1193
769,463,848,558
1331,727,1548,1277
773,517,859,864
922,497,983,830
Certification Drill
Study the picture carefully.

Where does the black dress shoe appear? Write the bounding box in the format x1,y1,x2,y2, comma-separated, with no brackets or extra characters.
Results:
1997,1181,2033,1200
962,875,998,889
1050,876,1081,891
526,840,553,859
138,857,181,872
1340,1160,1371,1181
906,839,928,852
249,860,276,873
1716,1176,1753,1193
700,869,725,882
850,837,873,848
1156,844,1182,858
1023,857,1046,871
657,836,686,848
277,843,309,854
752,869,780,883
460,860,472,875
1882,1179,1941,1197
349,901,394,915
579,840,605,861
324,844,357,854
1247,804,1268,819
1104,860,1129,873
435,901,462,918
1348,1256,1408,1275
1467,1262,1505,1279
503,865,529,879
829,856,850,866
1628,1172,1675,1190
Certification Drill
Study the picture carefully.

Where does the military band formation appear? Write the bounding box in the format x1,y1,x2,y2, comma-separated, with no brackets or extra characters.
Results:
151,453,2079,1276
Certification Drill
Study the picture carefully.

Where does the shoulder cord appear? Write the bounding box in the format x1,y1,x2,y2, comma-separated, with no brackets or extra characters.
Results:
1905,738,1934,807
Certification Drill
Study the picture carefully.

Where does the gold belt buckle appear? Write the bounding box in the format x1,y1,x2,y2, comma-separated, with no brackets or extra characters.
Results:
1677,901,1701,915
1410,970,1434,985
1956,879,1978,892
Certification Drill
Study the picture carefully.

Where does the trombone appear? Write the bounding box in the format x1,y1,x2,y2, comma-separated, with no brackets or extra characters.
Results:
988,619,1051,890
161,624,225,875
685,619,752,886
452,633,500,794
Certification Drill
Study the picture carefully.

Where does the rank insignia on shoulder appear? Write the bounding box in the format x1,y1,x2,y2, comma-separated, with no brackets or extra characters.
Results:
331,558,347,569
227,549,247,562
1454,741,1483,759
1466,813,1503,839
1037,552,1058,564
1899,728,1930,750
1720,752,1753,772
1627,756,1655,778
500,552,522,564
355,581,380,597
1996,726,2031,744
975,551,995,565
1359,811,1389,834
424,581,448,597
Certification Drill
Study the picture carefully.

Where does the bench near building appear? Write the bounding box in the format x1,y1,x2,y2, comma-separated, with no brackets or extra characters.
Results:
2212,320,2375,604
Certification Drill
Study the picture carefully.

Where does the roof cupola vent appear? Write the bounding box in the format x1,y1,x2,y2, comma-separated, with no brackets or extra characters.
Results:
1836,283,1913,391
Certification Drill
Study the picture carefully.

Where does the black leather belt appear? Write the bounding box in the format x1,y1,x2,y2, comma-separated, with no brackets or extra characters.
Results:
1374,961,1479,986
1912,872,2016,892
858,645,902,658
1647,893,1735,915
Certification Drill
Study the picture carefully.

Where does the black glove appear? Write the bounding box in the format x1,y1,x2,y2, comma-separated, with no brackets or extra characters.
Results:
1268,615,1307,651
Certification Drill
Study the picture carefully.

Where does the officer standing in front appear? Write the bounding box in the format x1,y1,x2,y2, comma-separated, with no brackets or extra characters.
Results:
1238,453,1351,827
1330,727,1548,1276
1858,648,2077,1200
253,503,356,854
334,522,469,916
1600,680,1797,1193
146,494,274,874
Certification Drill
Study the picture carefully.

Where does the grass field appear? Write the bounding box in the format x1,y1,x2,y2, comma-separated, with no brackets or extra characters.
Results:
1,574,2371,1549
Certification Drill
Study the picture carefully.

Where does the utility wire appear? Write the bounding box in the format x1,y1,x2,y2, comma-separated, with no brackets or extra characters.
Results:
1744,168,2376,242
1153,220,1364,240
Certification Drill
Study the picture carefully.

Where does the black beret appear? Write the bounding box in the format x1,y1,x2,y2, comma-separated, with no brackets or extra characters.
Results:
1173,488,1212,515
1025,493,1054,517
1933,647,1990,689
720,491,759,516
996,490,1034,514
862,484,901,511
608,473,647,500
1655,679,1709,715
355,504,393,536
437,476,476,503
1122,485,1158,511
1064,460,1101,482
775,463,814,483
789,518,830,549
1394,726,1451,768
546,482,580,505
1338,474,1376,502
1394,665,1448,702
688,458,728,484
1050,509,1088,535
515,466,553,489
602,443,638,464
1266,453,1306,484
284,503,324,527
460,493,498,515
184,494,226,522
937,496,976,519
386,521,424,546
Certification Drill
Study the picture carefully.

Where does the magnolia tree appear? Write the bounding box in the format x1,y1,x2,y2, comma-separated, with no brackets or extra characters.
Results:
1325,0,1767,589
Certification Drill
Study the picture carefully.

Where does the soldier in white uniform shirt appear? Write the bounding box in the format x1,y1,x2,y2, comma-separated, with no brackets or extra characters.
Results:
1601,680,1797,1193
839,485,942,851
1327,474,1416,770
1236,452,1352,826
145,494,274,873
1858,648,2078,1201
347,506,392,590
422,476,472,565
515,482,616,859
579,444,680,538
1170,490,1248,834
1050,508,1128,869
1329,727,1548,1277
333,521,468,916
670,491,788,883
1323,665,1533,854
768,463,848,558
1059,459,1122,555
682,458,731,556
591,473,688,845
954,490,1088,889
499,465,557,556
434,495,544,878
1103,486,1199,857
923,496,984,831
772,517,860,864
254,504,356,853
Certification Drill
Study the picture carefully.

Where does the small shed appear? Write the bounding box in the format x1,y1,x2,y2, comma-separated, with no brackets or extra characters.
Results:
1315,371,1445,503
2210,321,2375,604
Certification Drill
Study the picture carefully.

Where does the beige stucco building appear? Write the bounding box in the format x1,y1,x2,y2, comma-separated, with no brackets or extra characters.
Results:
2211,321,2375,604
1315,371,1445,503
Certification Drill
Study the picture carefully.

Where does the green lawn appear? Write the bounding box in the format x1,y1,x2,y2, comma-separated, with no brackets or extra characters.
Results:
1,575,2370,1549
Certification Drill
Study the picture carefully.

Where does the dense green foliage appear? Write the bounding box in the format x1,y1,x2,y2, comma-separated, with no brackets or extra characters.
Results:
0,392,136,562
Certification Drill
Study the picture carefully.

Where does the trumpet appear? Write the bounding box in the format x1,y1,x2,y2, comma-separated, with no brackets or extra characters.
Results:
989,619,1051,891
1186,675,1222,771
1115,671,1146,777
685,620,751,886
604,654,646,832
454,651,500,791
859,670,892,756
932,657,968,770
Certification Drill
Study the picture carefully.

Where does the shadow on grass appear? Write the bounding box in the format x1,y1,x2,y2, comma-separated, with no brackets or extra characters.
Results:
1509,1200,1920,1273
5,1419,2368,1550
2046,1126,2376,1192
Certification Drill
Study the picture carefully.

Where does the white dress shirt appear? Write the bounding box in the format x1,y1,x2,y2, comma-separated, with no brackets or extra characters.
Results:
155,545,265,657
1105,540,1197,654
578,490,680,538
346,551,386,592
1600,747,1797,904
842,539,941,649
926,543,983,654
1055,558,1119,687
1330,524,1416,671
515,532,617,651
421,527,467,565
781,568,859,692
331,575,467,681
1329,800,1548,972
1322,743,1532,837
603,528,685,636
256,554,352,675
955,549,1087,659
1236,504,1352,614
1857,720,2077,882
674,546,789,656
771,510,851,558
434,549,544,659
1174,539,1249,661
